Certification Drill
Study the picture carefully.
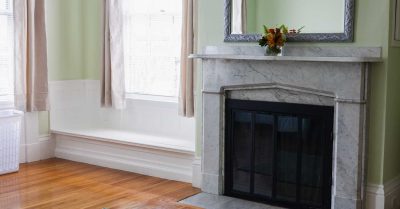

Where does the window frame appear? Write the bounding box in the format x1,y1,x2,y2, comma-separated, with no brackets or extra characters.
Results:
0,0,14,109
121,0,182,102
126,92,178,104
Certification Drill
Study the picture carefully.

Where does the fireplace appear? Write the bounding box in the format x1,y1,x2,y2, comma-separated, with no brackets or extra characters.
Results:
225,99,334,209
194,46,382,209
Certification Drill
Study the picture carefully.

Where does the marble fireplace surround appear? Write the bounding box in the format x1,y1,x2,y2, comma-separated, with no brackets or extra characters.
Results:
191,46,383,209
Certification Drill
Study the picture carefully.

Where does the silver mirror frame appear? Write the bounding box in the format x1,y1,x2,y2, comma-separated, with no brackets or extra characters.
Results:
224,0,355,42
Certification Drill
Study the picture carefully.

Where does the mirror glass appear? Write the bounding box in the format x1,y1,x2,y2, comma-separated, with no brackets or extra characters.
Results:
231,0,345,34
226,0,354,42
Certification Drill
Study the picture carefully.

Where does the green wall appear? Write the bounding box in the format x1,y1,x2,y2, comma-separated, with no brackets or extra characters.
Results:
46,0,101,81
382,0,400,182
82,0,102,80
385,46,400,182
197,0,396,185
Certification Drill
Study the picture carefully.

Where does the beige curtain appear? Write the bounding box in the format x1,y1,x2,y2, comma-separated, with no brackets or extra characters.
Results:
14,0,49,112
179,0,195,117
101,0,125,109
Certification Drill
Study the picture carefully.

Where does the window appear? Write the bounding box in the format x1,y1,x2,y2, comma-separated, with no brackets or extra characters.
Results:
122,0,182,99
0,0,14,108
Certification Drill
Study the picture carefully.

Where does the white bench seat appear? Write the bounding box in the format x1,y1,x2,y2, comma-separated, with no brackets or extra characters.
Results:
51,128,195,154
51,128,195,183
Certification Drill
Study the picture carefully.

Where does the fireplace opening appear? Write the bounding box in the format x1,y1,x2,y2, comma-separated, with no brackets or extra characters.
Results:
225,99,334,209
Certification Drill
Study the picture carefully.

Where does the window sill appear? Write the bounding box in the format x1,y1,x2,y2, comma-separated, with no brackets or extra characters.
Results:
0,101,14,110
126,93,178,104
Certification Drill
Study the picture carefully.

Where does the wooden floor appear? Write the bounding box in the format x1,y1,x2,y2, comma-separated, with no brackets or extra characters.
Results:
0,158,201,209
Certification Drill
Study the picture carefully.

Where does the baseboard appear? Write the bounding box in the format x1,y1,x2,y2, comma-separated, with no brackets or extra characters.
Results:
20,136,55,163
54,133,194,183
366,184,385,209
366,175,400,209
384,175,400,209
192,157,202,188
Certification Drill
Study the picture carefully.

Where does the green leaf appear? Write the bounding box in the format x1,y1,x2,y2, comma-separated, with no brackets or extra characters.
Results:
297,26,305,33
263,25,269,34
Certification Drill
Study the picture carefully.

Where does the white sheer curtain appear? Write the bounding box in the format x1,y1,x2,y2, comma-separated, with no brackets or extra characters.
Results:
101,0,125,109
14,0,49,112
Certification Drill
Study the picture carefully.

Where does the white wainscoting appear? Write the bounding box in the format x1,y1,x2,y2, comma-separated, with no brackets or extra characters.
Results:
49,80,195,144
366,175,400,209
49,80,196,183
20,112,55,163
192,157,202,188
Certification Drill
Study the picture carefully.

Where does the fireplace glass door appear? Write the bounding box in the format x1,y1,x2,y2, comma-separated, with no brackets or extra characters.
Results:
225,99,333,209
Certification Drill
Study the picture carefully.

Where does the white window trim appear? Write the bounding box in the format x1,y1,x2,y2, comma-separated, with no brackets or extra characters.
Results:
0,100,14,110
126,93,178,104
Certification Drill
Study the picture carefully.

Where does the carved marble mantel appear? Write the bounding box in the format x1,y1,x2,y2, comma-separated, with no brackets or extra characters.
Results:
192,46,383,209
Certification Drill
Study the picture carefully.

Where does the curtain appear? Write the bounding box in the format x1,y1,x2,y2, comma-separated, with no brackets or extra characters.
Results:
101,0,125,109
231,0,247,34
14,0,49,112
179,0,195,117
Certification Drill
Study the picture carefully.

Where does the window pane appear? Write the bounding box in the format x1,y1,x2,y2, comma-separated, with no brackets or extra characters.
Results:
0,0,11,11
0,0,14,106
122,0,182,98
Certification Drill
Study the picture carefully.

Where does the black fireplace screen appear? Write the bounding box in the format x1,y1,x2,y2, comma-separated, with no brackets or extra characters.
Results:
225,99,334,209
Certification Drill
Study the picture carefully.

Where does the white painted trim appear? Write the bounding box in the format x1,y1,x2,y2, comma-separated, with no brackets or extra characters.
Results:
19,112,54,163
384,175,400,209
54,133,195,183
384,175,400,195
366,184,385,209
126,93,178,104
366,175,400,209
192,157,202,188
19,136,55,163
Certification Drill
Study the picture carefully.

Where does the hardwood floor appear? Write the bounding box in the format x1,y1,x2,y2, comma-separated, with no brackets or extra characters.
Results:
0,158,201,209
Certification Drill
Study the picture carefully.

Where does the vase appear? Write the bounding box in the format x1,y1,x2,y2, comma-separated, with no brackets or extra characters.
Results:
265,46,283,56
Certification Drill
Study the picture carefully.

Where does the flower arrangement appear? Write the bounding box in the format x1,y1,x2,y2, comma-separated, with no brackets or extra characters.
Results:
258,25,304,55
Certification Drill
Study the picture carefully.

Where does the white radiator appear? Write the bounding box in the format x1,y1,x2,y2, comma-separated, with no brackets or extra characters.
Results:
0,110,23,175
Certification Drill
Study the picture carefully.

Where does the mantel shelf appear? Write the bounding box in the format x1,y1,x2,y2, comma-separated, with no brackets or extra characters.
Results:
189,54,383,63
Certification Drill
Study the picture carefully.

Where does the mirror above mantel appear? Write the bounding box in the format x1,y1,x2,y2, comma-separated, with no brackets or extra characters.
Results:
224,0,355,42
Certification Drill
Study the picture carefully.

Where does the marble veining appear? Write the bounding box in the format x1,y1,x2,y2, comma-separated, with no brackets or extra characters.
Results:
191,46,383,63
203,59,364,99
193,46,382,209
201,46,381,57
227,88,335,106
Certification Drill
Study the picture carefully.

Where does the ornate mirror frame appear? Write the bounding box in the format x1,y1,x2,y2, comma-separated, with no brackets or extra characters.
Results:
224,0,355,42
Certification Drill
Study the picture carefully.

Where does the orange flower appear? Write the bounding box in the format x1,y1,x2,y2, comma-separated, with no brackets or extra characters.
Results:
276,38,284,46
268,29,275,34
259,25,304,52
